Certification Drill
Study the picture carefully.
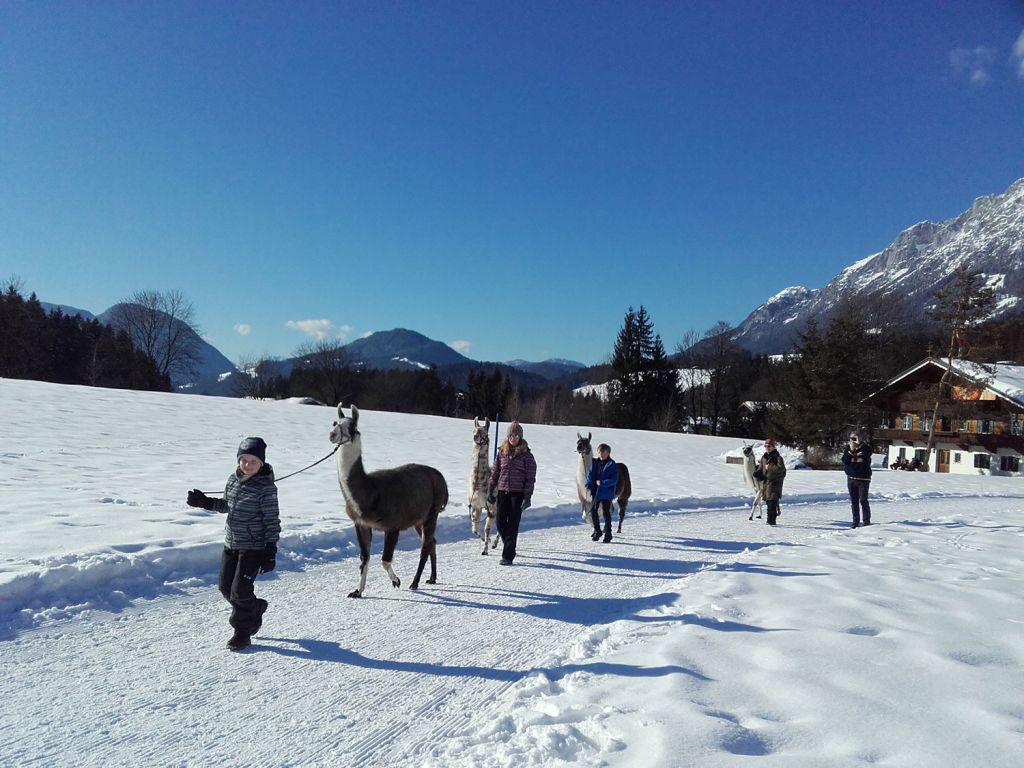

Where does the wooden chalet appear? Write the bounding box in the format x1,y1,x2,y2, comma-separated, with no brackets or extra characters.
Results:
866,358,1024,476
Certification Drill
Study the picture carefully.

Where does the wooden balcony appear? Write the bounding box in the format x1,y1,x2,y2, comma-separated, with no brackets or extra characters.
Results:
872,428,1024,453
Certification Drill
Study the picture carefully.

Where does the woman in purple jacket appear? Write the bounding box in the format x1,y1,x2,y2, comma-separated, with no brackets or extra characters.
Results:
488,421,537,565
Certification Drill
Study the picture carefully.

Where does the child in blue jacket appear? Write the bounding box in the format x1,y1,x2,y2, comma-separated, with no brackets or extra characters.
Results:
586,443,618,543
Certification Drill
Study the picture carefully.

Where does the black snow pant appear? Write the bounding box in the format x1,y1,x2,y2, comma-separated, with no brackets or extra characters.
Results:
590,499,612,537
495,491,525,563
847,478,871,525
766,499,780,526
219,548,264,636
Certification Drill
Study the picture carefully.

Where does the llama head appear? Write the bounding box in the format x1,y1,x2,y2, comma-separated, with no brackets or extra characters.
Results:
330,404,360,446
472,417,490,446
576,431,592,456
741,443,754,457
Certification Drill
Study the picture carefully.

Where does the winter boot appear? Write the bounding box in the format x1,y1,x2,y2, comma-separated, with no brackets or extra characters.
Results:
591,528,602,541
602,527,612,543
253,598,269,635
227,630,251,652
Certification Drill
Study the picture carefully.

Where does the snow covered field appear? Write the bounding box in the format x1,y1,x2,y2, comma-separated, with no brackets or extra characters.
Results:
2,378,1023,767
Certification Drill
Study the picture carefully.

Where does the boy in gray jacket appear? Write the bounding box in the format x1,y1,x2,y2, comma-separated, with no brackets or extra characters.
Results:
187,437,281,651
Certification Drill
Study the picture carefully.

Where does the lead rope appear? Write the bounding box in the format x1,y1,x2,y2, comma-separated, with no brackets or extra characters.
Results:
202,445,339,495
275,445,340,483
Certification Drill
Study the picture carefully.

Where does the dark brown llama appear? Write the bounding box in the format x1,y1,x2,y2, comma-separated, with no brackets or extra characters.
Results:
575,432,633,533
330,404,449,597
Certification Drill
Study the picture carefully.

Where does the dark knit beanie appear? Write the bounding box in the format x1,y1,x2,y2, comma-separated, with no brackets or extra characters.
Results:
237,436,267,464
507,421,524,439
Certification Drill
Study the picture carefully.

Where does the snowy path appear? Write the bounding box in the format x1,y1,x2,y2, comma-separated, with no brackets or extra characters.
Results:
5,494,1006,767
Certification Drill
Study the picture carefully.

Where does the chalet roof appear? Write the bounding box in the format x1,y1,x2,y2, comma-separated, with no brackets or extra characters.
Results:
871,357,1024,408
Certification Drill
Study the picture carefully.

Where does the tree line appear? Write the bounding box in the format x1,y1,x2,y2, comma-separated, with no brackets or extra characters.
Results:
7,269,1021,456
0,284,170,390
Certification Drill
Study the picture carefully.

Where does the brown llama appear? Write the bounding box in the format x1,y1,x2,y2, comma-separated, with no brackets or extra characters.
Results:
330,404,449,597
575,432,633,533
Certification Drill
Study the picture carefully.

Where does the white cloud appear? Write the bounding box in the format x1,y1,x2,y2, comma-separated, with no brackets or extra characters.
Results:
949,46,996,84
285,319,353,341
449,339,472,354
1013,29,1024,79
234,323,251,336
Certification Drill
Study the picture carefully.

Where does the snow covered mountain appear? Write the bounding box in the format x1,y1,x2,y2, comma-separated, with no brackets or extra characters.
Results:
505,358,586,380
731,177,1024,354
341,328,473,370
96,304,240,396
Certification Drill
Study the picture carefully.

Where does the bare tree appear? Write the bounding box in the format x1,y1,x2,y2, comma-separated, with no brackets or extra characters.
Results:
920,266,996,469
676,329,707,433
108,290,202,386
233,353,281,400
293,339,352,405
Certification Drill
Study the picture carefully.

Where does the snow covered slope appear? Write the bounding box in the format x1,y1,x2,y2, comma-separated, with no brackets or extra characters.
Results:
2,379,1023,767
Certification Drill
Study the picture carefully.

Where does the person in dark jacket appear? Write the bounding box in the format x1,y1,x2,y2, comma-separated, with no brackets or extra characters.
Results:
842,428,873,528
187,437,281,651
755,438,787,526
586,443,618,543
487,421,537,565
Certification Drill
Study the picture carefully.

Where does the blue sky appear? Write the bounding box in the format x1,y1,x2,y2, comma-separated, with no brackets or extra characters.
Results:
2,2,1023,368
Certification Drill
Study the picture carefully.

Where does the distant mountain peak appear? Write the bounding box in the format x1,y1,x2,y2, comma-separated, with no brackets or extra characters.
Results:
730,176,1024,354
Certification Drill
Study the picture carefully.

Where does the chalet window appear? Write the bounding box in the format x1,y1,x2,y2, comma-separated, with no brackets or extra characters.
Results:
974,453,991,469
897,447,907,459
999,456,1020,472
914,449,927,462
921,412,934,432
961,419,972,432
979,419,993,435
1011,418,1024,436
900,415,913,431
953,453,962,464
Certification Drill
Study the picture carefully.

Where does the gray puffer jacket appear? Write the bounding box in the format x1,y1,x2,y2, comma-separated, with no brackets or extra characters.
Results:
209,464,281,550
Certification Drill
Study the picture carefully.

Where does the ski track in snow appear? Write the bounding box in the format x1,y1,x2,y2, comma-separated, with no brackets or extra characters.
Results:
3,494,1014,767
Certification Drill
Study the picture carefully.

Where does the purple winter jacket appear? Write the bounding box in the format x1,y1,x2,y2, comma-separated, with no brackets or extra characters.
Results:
489,440,537,496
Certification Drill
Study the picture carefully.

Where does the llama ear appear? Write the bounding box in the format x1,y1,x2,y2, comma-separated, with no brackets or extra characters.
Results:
577,432,583,440
474,417,480,429
337,403,346,418
485,418,490,430
588,432,592,442
351,405,359,425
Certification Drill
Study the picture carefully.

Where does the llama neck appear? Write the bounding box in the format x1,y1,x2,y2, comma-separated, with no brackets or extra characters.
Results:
577,450,592,487
336,437,371,517
473,443,489,470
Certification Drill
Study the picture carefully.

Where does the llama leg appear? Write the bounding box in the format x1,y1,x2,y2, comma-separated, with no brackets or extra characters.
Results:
349,525,373,598
470,502,480,538
481,508,493,555
381,529,401,589
411,518,437,589
617,499,627,533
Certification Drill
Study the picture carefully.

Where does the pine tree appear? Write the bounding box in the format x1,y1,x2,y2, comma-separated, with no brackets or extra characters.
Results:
609,306,678,430
772,315,878,449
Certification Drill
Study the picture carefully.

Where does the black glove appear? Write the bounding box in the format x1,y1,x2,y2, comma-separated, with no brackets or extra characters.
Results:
187,488,212,509
260,543,277,574
486,486,497,505
521,495,531,511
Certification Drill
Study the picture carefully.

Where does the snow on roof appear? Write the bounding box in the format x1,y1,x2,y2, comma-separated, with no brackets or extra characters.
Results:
878,357,1024,407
